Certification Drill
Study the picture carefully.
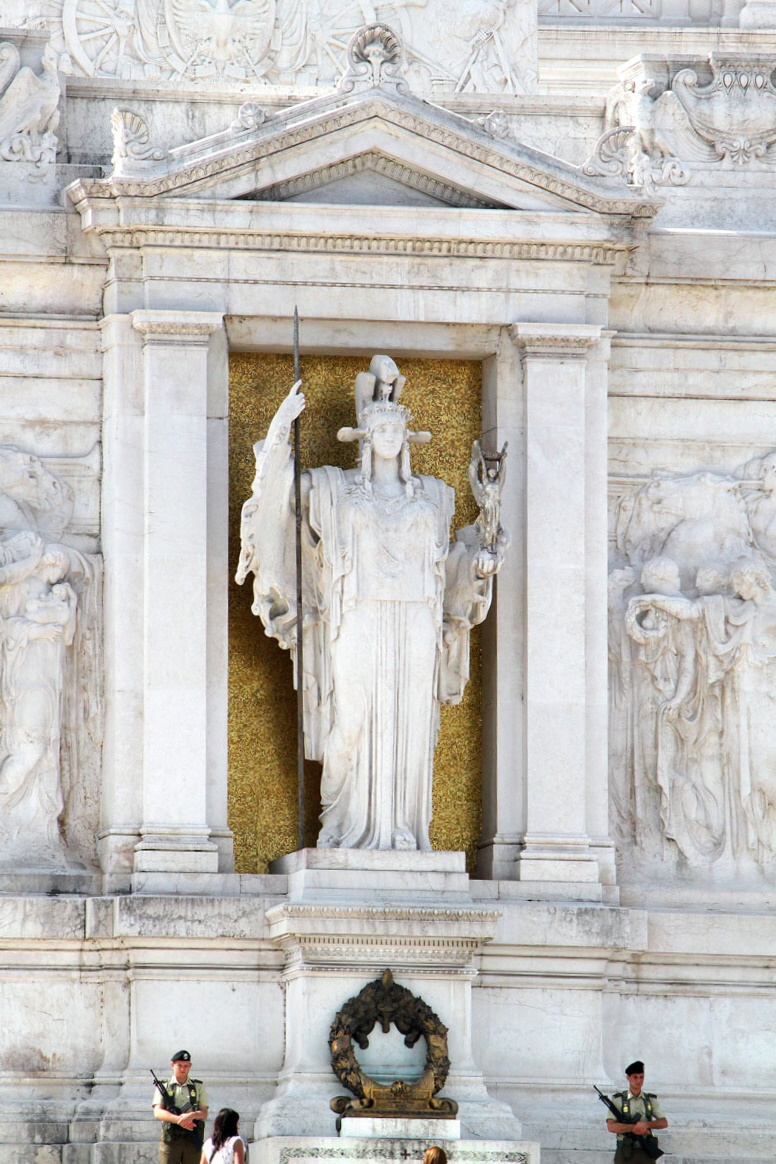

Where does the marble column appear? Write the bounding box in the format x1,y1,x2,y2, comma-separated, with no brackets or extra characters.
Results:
508,322,609,890
129,310,225,875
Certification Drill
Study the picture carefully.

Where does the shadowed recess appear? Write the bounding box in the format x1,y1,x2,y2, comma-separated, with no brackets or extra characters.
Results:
229,353,482,873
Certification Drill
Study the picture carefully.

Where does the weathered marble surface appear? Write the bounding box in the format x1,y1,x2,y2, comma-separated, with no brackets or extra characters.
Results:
0,3,775,1162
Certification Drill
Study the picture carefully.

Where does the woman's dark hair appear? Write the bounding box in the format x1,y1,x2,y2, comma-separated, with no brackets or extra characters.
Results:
211,1108,240,1154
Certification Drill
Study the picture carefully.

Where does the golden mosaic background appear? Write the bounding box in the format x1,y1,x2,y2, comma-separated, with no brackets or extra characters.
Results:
229,353,483,873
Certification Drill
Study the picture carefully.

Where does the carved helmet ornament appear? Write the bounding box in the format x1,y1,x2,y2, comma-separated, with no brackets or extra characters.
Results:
329,969,458,1120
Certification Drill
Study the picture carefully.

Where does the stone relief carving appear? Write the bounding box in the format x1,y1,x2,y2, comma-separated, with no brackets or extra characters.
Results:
46,0,537,93
0,40,62,168
110,107,165,175
236,355,508,851
230,100,266,131
672,58,776,164
609,454,776,872
589,56,776,187
538,0,659,19
0,446,100,871
588,76,694,188
338,23,408,95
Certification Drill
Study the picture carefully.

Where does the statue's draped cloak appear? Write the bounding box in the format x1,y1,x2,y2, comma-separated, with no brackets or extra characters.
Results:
238,433,492,850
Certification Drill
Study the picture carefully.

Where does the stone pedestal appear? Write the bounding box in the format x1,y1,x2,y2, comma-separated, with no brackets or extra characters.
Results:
251,1137,540,1164
339,1118,462,1139
255,850,522,1143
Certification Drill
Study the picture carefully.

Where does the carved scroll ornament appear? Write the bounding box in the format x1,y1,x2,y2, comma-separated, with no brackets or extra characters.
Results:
672,58,776,164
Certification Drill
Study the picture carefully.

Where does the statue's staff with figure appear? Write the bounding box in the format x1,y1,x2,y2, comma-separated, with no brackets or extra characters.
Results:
292,307,304,850
236,354,508,851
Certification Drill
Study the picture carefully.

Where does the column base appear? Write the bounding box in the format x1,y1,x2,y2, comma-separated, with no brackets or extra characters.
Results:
133,829,219,873
476,836,523,880
513,834,603,900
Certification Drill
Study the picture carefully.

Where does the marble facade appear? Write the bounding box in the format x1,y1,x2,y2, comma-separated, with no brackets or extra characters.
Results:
0,3,776,1163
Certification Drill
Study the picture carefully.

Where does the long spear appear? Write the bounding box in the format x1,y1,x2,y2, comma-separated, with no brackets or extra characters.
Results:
293,308,305,851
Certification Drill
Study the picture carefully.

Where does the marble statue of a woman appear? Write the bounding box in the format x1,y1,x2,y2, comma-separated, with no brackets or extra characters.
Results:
236,355,508,851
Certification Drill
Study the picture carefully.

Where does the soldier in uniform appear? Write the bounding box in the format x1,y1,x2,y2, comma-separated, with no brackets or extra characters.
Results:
152,1050,209,1164
606,1060,668,1163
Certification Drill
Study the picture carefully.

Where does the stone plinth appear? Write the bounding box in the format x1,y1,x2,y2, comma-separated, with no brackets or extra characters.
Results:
251,1137,539,1164
338,1118,462,1139
270,849,472,904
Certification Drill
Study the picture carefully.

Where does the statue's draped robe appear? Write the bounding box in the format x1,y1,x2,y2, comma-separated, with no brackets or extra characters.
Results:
237,433,492,850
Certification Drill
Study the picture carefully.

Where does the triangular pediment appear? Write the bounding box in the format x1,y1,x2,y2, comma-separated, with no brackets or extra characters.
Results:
69,85,659,222
236,150,508,210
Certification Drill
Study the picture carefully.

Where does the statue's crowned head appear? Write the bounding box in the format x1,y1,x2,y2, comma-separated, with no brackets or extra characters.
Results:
337,354,432,448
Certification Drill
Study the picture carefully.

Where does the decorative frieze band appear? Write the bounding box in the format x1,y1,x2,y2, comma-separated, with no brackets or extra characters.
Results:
268,904,502,923
100,228,625,266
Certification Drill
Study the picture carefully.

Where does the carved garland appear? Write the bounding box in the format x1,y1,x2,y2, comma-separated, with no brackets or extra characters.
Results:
329,969,458,1119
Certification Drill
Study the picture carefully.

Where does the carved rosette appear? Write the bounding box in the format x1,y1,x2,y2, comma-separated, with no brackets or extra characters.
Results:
329,969,458,1120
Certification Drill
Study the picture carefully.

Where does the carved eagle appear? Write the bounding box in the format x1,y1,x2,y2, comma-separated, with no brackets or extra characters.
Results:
166,0,275,71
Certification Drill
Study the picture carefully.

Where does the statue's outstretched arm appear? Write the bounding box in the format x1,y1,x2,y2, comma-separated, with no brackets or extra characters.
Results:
235,381,307,648
236,380,304,588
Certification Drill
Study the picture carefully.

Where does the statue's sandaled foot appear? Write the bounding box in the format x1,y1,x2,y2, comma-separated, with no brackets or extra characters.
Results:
392,828,417,850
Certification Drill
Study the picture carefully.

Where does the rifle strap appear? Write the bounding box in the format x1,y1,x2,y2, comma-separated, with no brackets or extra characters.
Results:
614,1092,654,1120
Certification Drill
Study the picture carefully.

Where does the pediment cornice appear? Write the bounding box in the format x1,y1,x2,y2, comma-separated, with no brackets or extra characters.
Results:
68,88,659,222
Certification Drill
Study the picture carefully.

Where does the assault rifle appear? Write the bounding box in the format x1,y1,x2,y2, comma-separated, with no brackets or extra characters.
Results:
594,1085,664,1160
151,1069,182,1115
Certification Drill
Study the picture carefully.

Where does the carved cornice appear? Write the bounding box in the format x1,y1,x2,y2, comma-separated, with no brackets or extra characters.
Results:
267,904,502,922
97,227,625,266
131,309,224,344
282,939,484,969
242,151,499,209
67,95,660,220
265,903,501,969
510,322,607,357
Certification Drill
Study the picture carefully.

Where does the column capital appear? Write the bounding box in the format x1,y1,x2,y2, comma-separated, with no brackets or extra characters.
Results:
509,322,611,359
131,309,224,345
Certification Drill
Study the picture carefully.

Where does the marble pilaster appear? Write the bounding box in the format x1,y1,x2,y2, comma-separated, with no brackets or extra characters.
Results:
129,309,225,875
508,323,609,892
